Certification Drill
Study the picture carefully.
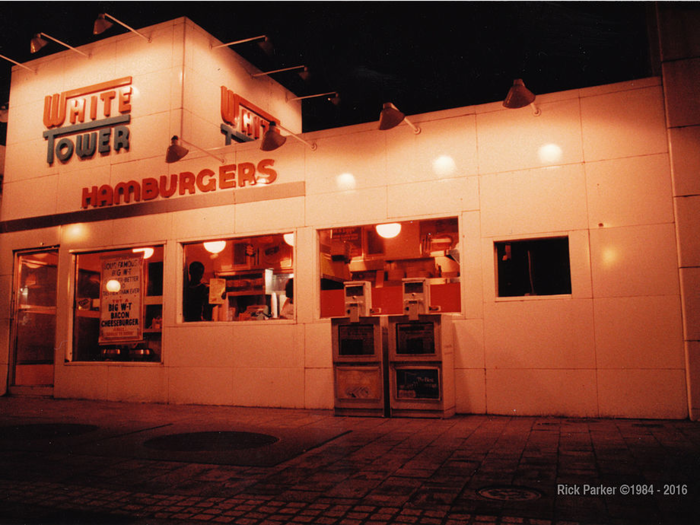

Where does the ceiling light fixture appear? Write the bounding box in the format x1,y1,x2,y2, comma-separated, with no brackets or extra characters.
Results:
379,103,421,134
203,241,227,254
376,223,402,239
211,35,267,50
31,33,89,57
132,247,154,259
0,53,35,73
503,79,541,116
93,13,151,42
165,135,225,164
260,122,317,152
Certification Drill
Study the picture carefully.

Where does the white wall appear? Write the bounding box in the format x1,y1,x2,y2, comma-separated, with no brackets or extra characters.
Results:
1,17,302,222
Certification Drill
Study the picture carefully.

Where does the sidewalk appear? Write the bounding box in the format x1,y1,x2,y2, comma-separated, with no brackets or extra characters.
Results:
0,397,698,525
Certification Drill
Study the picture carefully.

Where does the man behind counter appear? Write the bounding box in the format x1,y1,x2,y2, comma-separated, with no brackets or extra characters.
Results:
184,261,213,322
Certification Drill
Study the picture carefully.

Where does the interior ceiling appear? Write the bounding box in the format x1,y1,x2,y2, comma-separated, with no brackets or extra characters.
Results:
0,2,655,134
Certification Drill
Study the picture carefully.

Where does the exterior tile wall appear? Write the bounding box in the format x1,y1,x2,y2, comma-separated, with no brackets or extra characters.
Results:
0,16,690,419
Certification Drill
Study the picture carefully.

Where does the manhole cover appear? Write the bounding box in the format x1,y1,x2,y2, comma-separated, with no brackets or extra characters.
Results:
144,431,279,452
0,423,99,440
477,486,542,501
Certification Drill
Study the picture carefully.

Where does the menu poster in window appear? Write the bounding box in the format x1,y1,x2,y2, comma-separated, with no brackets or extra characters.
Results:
331,227,363,258
99,254,144,344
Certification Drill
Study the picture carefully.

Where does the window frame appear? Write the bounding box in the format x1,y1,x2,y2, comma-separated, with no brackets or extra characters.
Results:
68,244,164,364
181,232,296,323
317,217,461,318
494,235,572,300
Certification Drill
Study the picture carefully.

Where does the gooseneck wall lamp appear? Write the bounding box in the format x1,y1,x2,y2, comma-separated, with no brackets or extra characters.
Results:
211,35,267,50
503,79,541,116
288,91,341,106
165,136,225,164
31,33,89,57
252,65,309,81
0,53,35,73
260,122,317,152
378,103,421,134
93,13,151,42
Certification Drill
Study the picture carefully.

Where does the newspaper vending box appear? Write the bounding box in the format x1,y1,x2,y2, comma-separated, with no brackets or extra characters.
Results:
387,279,455,418
331,282,389,417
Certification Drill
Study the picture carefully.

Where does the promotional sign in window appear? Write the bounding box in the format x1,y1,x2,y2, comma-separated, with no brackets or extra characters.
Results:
99,254,144,343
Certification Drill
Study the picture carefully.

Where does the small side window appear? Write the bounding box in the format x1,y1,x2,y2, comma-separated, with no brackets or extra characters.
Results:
495,237,571,297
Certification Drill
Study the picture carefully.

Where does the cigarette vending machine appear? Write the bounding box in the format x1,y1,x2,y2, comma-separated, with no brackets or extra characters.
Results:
331,281,389,417
387,278,455,418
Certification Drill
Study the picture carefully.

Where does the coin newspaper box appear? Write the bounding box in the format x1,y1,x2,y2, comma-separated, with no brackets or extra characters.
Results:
387,279,455,418
331,282,389,417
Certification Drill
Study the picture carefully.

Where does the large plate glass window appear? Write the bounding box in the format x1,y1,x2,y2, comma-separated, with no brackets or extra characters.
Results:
72,246,163,362
183,233,294,322
495,237,571,297
318,218,460,317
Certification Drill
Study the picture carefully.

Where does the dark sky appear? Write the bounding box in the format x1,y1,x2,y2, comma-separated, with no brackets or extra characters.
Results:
0,1,654,137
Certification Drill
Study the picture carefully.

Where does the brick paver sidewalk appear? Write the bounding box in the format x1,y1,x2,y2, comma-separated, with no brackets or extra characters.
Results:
0,398,699,524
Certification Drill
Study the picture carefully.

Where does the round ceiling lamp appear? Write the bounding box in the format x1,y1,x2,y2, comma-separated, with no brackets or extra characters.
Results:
132,247,154,259
376,223,402,239
283,233,295,246
203,241,226,254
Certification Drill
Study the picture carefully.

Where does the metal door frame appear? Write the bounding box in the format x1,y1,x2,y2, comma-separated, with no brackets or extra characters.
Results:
8,246,60,389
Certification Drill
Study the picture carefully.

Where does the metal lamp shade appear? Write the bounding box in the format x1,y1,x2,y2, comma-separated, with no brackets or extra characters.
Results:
378,103,405,130
257,36,274,56
503,79,536,109
30,35,47,53
261,125,287,151
165,136,189,163
93,15,113,35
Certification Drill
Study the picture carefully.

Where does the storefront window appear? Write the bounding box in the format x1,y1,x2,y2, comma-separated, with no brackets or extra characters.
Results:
72,246,163,362
319,218,460,317
495,237,572,297
183,234,294,322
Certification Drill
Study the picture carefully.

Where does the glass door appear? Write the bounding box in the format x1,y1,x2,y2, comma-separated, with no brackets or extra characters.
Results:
11,249,59,387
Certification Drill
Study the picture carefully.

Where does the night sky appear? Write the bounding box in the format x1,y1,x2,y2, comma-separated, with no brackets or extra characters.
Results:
0,1,655,139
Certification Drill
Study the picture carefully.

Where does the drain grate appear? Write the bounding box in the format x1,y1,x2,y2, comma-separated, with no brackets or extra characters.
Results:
144,431,279,452
0,423,99,440
632,423,664,428
477,486,542,501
